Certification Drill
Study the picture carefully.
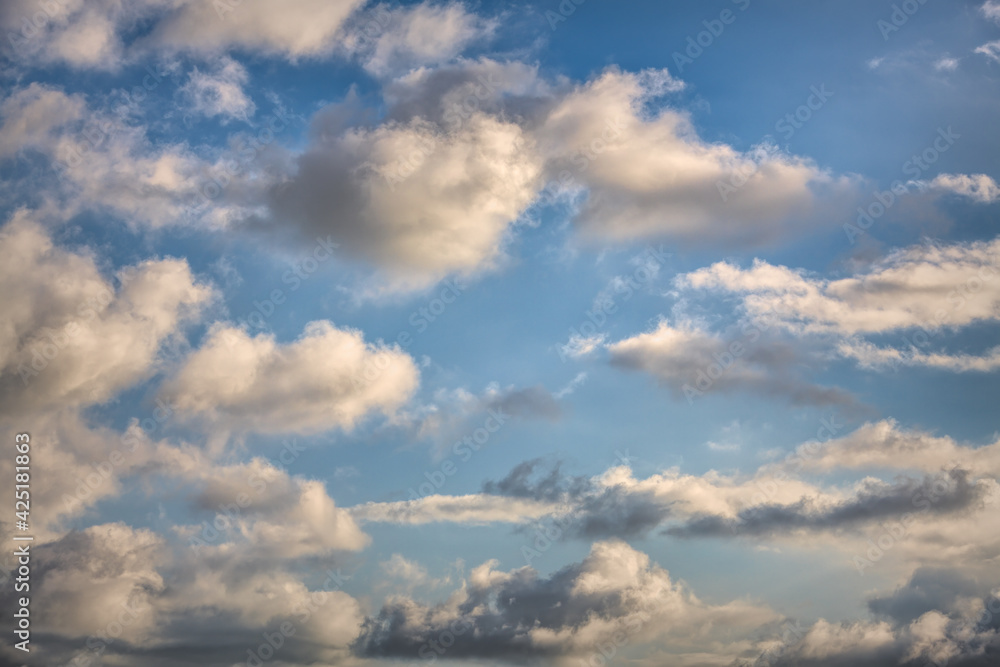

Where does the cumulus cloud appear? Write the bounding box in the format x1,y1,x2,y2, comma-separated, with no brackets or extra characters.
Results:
0,213,212,416
262,110,543,292
536,68,853,245
161,321,419,434
355,540,778,662
607,320,857,409
740,586,1000,667
186,457,371,557
0,521,366,667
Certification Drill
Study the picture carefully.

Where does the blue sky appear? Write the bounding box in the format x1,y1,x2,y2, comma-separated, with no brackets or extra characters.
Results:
1,1,1000,666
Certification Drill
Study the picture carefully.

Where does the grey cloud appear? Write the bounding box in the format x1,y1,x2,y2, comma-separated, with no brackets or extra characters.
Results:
667,469,986,538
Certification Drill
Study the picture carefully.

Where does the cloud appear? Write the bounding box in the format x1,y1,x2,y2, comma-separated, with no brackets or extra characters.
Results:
680,237,1000,335
982,0,1000,23
934,56,960,71
248,61,865,293
868,567,985,625
187,457,371,557
346,2,496,77
161,321,419,434
930,173,1000,203
558,332,607,360
742,597,1000,667
0,83,86,158
975,40,1000,63
0,84,262,229
781,419,1000,478
0,0,144,70
607,320,857,409
838,338,1000,373
145,0,366,61
261,108,543,292
178,56,256,123
667,469,988,538
0,213,212,416
355,540,778,662
536,68,853,245
351,493,556,526
0,521,367,667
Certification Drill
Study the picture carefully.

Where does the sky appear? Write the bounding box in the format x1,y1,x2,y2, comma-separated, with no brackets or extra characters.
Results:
0,0,999,666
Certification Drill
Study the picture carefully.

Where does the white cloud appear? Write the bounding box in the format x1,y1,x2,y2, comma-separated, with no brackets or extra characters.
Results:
607,320,856,408
347,2,496,77
838,338,1000,373
558,332,607,360
145,0,366,61
0,83,86,158
161,321,419,434
0,84,263,229
930,173,1000,203
1,521,366,666
188,457,371,556
982,0,1000,23
975,40,1000,63
680,238,1000,335
351,493,557,525
782,419,1000,478
933,56,960,71
0,0,148,70
537,68,852,245
266,111,544,292
0,213,212,416
178,56,256,122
